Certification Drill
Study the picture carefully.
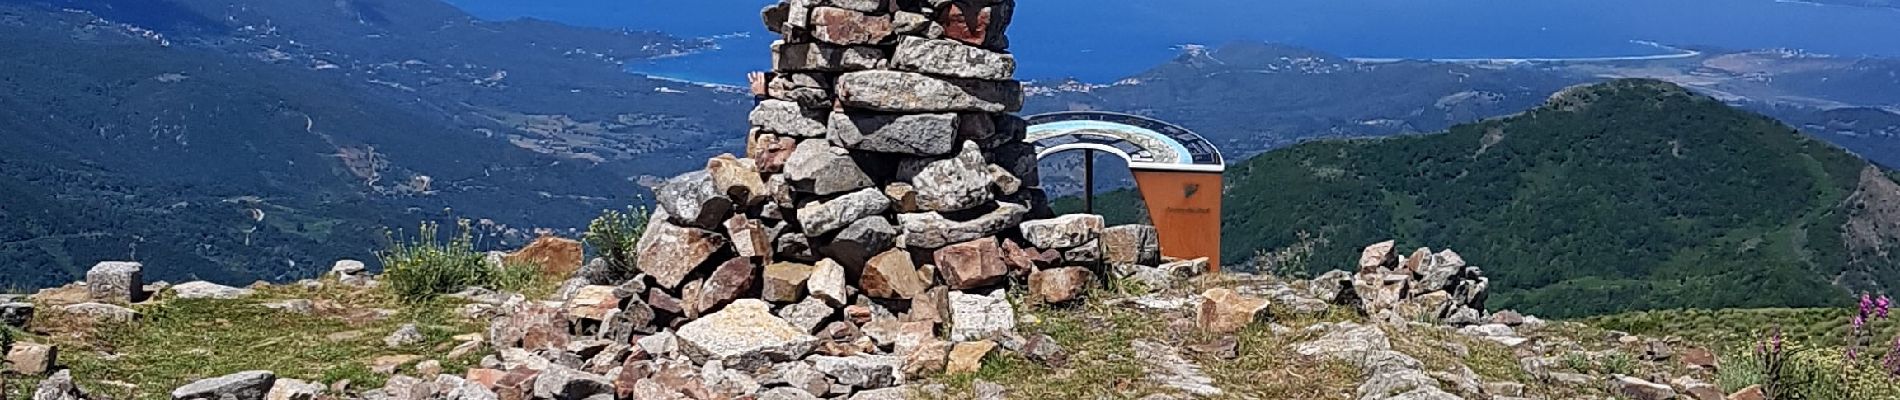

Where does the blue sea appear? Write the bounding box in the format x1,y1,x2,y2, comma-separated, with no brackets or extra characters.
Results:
445,0,1900,85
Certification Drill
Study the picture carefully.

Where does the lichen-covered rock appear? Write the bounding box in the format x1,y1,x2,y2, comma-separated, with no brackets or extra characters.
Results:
694,258,759,316
676,299,820,371
384,323,425,348
934,237,1007,290
707,154,769,207
1615,376,1678,400
751,99,830,139
1358,240,1399,273
61,302,139,324
809,7,893,46
726,215,773,260
34,370,89,400
774,41,884,72
86,261,142,303
5,342,55,376
896,203,1027,249
1103,225,1161,266
949,289,1015,341
861,249,930,299
329,259,367,276
777,296,835,334
946,340,997,374
763,262,819,303
796,188,892,236
1020,214,1104,250
488,302,572,353
818,217,899,270
785,140,876,196
809,355,902,389
994,332,1070,368
531,365,613,400
1027,267,1093,304
1197,289,1270,334
807,259,850,307
837,71,1022,113
635,213,728,290
656,170,736,230
766,72,832,108
170,281,254,300
172,371,275,400
1061,239,1102,265
752,134,800,174
828,112,959,156
898,141,995,213
264,378,322,400
891,37,1016,81
902,339,952,376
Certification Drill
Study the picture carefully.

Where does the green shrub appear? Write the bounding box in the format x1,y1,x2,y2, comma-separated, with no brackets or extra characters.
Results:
1599,352,1635,375
1,324,13,358
379,220,493,302
1560,352,1592,373
584,206,649,280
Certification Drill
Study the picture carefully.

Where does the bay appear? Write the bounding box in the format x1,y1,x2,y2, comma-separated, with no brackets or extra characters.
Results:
444,0,1900,85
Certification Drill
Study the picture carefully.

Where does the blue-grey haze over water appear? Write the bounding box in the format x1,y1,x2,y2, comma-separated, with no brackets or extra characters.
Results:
444,0,1900,85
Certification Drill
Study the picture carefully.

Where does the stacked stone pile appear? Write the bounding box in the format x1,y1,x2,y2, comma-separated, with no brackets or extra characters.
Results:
625,0,1056,334
456,1,1107,398
1314,241,1493,326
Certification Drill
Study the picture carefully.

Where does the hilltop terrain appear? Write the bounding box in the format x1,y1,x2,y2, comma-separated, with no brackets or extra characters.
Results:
1075,79,1900,317
8,0,1900,295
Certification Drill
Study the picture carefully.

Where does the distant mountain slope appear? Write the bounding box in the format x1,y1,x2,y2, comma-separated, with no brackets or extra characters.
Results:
1022,42,1583,196
1026,42,1582,156
1024,43,1900,198
0,1,750,289
1076,79,1900,317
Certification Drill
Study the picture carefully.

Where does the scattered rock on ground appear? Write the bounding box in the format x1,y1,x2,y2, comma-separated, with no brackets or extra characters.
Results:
172,371,276,400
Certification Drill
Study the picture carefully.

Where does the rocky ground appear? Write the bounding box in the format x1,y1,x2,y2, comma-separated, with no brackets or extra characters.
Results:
0,240,1769,400
0,1,1788,399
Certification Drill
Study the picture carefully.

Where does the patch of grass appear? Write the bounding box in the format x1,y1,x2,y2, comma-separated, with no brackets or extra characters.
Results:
15,283,488,400
924,302,1163,398
1206,319,1361,399
922,287,1367,400
1598,352,1635,375
490,261,549,296
1389,325,1528,385
1582,308,1869,350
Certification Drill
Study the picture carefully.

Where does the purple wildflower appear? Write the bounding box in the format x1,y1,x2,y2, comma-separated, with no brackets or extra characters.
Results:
1863,293,1875,317
1881,295,1892,319
1856,315,1868,330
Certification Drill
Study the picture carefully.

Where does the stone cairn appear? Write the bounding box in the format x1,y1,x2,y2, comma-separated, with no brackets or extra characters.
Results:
475,1,1138,399
1317,240,1492,326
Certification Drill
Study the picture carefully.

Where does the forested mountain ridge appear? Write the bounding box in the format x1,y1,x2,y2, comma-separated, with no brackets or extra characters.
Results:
0,0,751,289
1075,79,1900,318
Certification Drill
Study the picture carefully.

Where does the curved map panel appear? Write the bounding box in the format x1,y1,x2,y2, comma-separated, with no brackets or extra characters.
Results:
1025,111,1225,172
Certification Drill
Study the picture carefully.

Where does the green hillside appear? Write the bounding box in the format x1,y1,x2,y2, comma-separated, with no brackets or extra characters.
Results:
1070,79,1900,318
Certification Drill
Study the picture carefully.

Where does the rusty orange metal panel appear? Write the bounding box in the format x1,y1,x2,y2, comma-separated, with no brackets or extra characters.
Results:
1132,169,1223,273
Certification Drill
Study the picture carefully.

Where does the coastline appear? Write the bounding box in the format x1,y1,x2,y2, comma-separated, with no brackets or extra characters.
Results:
1347,41,1703,64
630,68,746,91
